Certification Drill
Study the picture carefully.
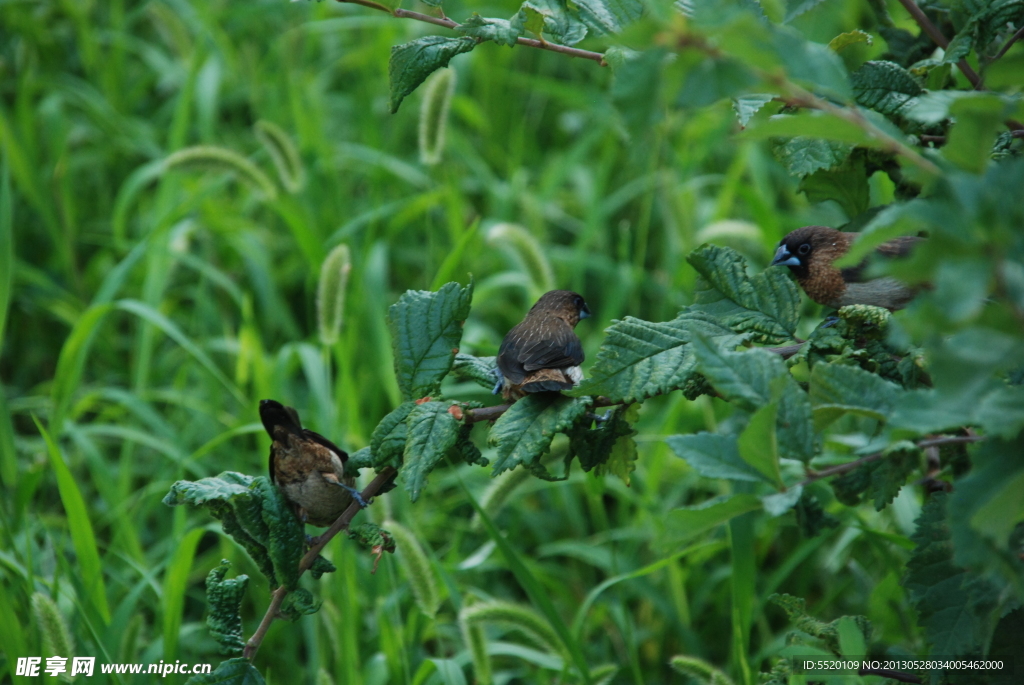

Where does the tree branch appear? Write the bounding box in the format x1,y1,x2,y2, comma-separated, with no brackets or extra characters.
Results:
243,466,398,661
893,0,984,89
336,0,606,64
993,24,1024,61
798,435,985,487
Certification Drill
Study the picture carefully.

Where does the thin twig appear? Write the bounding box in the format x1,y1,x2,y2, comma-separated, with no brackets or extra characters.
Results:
798,435,985,487
243,466,398,661
337,0,606,64
993,24,1024,61
893,0,984,89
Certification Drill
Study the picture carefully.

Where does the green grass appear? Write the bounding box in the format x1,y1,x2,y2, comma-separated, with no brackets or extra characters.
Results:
0,0,928,683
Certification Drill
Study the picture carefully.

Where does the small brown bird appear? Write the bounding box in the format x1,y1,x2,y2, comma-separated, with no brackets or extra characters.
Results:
259,399,364,528
495,290,591,401
771,226,922,311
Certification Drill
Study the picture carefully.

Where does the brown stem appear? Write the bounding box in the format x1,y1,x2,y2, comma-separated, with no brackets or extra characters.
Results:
465,396,618,423
243,466,398,661
992,24,1024,62
339,1,606,65
798,435,985,487
893,0,984,89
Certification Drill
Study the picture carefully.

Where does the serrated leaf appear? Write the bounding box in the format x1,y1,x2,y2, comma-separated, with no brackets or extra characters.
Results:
456,14,523,46
568,311,738,403
402,401,463,501
851,60,922,117
663,494,762,546
738,402,783,487
489,394,592,475
902,493,1001,658
666,432,768,482
690,334,814,461
184,658,265,685
279,588,321,621
569,404,636,472
389,37,476,113
687,244,801,343
164,472,309,590
769,593,871,652
206,561,248,655
797,153,869,219
511,0,588,45
828,29,872,52
733,94,775,127
572,0,642,34
769,137,853,177
370,401,417,468
388,281,473,400
452,353,499,390
809,362,901,430
870,441,920,511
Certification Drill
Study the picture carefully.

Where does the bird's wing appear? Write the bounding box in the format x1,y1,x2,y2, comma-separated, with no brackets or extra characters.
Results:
497,317,583,383
268,444,276,479
841,236,923,283
302,429,348,463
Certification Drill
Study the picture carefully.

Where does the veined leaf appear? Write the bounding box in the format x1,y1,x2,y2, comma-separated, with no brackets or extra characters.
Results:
205,561,249,655
571,0,642,35
370,401,417,468
737,402,783,487
402,401,463,501
797,153,869,219
568,311,738,403
810,362,901,430
667,432,768,483
389,37,476,113
452,353,499,390
770,137,852,177
489,394,592,475
388,281,473,400
687,244,801,343
456,14,523,47
851,60,922,117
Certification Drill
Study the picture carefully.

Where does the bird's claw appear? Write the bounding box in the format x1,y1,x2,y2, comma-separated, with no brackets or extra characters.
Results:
490,367,505,395
335,482,370,508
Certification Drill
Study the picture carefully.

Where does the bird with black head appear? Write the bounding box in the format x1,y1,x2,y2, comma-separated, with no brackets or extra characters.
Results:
771,225,923,311
259,399,365,528
495,290,591,401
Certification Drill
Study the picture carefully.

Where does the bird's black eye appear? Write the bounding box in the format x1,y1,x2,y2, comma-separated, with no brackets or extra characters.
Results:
574,296,583,308
798,243,811,256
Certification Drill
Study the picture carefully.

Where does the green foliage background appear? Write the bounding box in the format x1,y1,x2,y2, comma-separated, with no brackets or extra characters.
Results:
1,0,1023,683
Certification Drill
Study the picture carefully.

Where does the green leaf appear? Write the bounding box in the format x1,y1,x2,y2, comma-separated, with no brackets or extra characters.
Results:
452,353,499,390
663,495,762,546
676,58,758,109
737,403,783,487
205,561,249,655
569,404,638,472
185,658,265,685
783,0,826,23
761,485,803,517
869,441,920,511
278,588,321,621
828,29,872,52
599,427,638,485
610,48,666,132
769,137,852,177
733,94,775,127
976,385,1024,440
456,14,523,47
568,311,738,403
666,433,768,483
989,608,1024,684
690,335,814,461
902,493,1001,658
388,281,473,400
571,0,642,35
809,361,901,430
744,110,903,149
402,401,463,501
511,0,588,45
944,94,1008,173
489,394,592,475
387,520,441,618
797,152,869,219
687,244,801,343
769,593,871,653
35,417,111,622
0,161,12,346
851,60,922,117
371,401,417,468
389,37,477,113
163,472,314,590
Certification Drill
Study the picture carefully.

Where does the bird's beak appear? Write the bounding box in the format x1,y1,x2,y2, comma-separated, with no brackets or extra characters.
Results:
579,303,592,319
771,245,801,267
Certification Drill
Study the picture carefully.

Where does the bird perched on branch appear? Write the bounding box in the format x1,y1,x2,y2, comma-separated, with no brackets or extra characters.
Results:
495,290,591,401
259,399,366,528
771,225,923,311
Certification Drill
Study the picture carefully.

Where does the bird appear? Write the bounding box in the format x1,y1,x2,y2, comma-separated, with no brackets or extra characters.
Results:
259,399,365,528
770,226,923,311
495,290,591,401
